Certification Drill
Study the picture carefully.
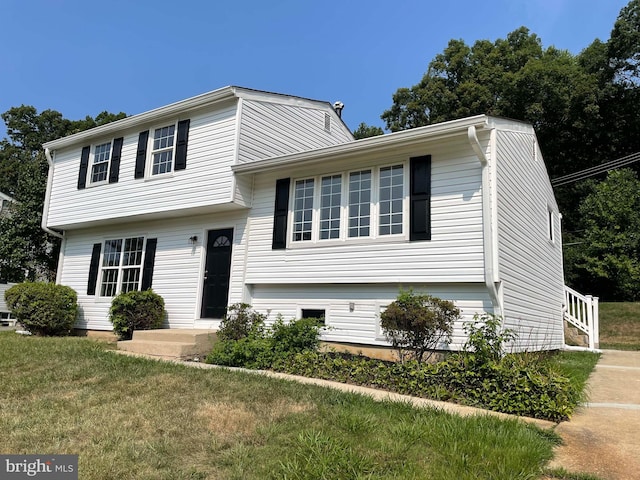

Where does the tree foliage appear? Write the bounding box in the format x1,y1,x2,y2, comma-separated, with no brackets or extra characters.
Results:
0,106,126,282
565,169,640,301
378,1,640,300
353,122,384,140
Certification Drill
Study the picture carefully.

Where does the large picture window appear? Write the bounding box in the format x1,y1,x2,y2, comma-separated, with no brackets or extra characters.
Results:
100,237,145,296
291,164,405,244
272,156,430,249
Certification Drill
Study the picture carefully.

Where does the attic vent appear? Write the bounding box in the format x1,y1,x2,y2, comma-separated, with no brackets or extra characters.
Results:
324,113,331,132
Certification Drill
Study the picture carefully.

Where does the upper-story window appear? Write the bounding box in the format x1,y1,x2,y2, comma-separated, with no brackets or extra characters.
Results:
271,155,431,249
379,165,404,236
90,141,112,184
151,125,176,175
78,137,123,189
291,164,405,244
134,119,190,180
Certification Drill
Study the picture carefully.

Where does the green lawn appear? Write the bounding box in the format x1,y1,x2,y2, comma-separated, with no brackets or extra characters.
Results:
0,332,589,480
598,302,640,350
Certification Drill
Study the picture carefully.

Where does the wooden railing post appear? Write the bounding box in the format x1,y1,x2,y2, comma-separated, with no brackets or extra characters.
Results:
585,295,594,350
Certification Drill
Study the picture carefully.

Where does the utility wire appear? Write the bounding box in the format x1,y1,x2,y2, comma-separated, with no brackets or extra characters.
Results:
551,151,640,187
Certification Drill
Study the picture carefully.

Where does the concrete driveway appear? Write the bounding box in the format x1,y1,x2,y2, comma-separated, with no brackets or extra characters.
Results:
550,350,640,479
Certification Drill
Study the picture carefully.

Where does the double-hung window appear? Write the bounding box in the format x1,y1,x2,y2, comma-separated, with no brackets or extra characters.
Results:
90,142,112,184
348,170,372,238
100,237,145,296
379,165,404,235
151,125,176,175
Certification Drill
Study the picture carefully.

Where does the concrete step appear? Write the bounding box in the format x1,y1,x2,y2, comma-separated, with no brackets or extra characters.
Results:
132,329,216,345
118,329,217,360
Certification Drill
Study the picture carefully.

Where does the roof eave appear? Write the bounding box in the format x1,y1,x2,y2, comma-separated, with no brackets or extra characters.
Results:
43,86,238,150
232,115,489,175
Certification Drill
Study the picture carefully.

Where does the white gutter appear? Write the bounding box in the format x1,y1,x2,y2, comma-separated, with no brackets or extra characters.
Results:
233,115,489,175
467,126,502,317
42,148,64,240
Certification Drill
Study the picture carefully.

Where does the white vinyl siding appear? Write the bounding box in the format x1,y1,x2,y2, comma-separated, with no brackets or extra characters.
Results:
493,123,564,350
236,100,354,164
249,283,492,350
245,138,484,284
59,212,249,331
47,104,239,228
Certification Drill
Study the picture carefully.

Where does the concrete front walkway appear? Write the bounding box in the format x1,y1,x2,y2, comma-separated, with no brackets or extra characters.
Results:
550,350,640,479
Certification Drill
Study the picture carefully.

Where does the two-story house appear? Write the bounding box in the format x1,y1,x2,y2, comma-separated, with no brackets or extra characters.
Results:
42,86,571,352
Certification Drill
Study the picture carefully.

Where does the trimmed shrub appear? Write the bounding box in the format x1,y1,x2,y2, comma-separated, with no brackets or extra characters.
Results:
380,290,460,362
4,282,78,336
109,290,165,340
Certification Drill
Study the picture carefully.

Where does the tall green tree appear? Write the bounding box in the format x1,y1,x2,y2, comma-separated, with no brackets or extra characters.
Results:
0,106,125,282
565,169,640,301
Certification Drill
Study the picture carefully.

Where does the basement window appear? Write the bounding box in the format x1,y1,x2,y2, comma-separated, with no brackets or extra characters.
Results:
301,308,326,326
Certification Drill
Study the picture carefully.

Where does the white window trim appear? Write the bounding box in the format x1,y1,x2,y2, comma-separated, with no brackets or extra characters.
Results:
297,305,329,327
146,122,178,178
97,235,147,298
87,139,114,187
288,162,409,247
547,206,555,244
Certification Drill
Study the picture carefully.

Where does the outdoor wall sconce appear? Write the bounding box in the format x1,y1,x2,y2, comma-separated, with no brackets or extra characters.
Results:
189,235,198,244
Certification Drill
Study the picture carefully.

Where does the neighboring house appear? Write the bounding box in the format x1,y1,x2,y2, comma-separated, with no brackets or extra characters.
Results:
0,191,14,217
41,86,569,351
1,193,18,325
0,281,17,326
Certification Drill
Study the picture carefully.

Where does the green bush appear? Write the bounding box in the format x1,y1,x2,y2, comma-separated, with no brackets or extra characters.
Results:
270,316,321,356
206,307,321,368
380,290,460,362
109,290,165,340
217,303,267,341
463,313,516,363
4,282,78,336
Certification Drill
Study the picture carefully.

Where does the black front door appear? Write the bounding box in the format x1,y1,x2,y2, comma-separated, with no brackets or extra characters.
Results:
201,228,233,318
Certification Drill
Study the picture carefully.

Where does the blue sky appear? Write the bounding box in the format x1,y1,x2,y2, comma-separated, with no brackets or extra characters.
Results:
1,0,630,141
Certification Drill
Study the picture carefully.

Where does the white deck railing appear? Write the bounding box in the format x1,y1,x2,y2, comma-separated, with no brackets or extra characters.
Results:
563,285,599,350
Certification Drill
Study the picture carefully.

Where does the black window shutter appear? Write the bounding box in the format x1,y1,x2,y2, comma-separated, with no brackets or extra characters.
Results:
410,155,431,241
141,238,158,290
78,146,90,189
87,243,102,295
108,137,124,184
272,178,291,249
174,119,190,171
135,130,149,179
